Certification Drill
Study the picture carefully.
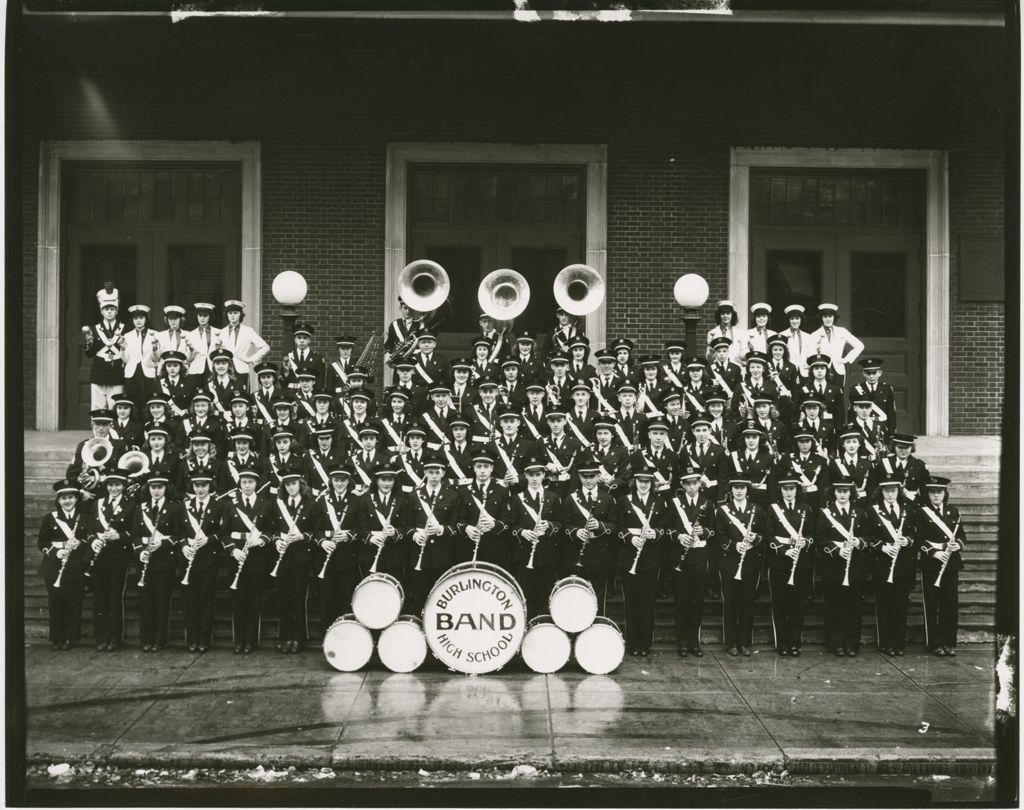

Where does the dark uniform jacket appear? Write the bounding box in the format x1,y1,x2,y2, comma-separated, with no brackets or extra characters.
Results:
508,487,564,569
590,442,632,495
267,492,318,570
355,489,412,571
629,447,681,493
816,501,870,584
865,500,919,586
847,380,897,427
714,498,767,579
37,506,90,583
221,490,275,574
282,348,327,391
404,483,460,571
313,488,360,573
489,434,540,491
85,494,136,571
799,380,845,423
84,320,127,386
131,499,185,573
558,486,618,574
614,490,669,573
455,480,512,566
178,496,225,576
916,501,966,575
109,419,145,452
764,498,816,577
663,491,716,569
868,454,930,502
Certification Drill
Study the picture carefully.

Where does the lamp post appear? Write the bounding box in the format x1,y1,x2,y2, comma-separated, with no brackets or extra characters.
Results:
272,270,308,360
673,274,710,358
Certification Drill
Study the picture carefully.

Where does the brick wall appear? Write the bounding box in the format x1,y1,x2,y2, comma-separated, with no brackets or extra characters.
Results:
17,19,1007,433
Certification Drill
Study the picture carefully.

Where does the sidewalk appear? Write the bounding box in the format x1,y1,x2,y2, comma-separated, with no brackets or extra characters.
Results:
24,643,995,776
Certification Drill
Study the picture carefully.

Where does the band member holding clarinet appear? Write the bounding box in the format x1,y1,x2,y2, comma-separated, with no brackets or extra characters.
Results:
817,476,869,657
715,477,766,657
615,468,668,658
313,465,359,627
558,457,617,613
86,471,135,652
38,480,90,651
179,472,225,653
509,459,563,619
355,465,411,580
765,476,815,657
131,474,184,652
404,456,460,614
455,450,512,567
224,469,273,654
867,477,919,657
269,468,317,653
668,466,715,657
917,476,966,656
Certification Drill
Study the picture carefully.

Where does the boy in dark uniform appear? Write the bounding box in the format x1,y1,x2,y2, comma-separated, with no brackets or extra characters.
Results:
667,467,716,657
38,480,90,650
867,477,919,657
179,472,224,653
132,474,184,651
917,476,967,656
224,469,274,654
86,471,136,651
314,466,360,629
715,477,766,656
509,459,564,619
817,477,870,656
269,468,317,653
765,476,816,656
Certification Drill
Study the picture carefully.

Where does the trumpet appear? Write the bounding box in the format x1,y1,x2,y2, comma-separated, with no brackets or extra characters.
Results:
734,510,757,580
885,512,908,585
787,513,808,586
933,518,963,587
842,514,858,588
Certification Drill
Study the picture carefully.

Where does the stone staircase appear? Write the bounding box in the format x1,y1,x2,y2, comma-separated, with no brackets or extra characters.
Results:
22,432,1000,647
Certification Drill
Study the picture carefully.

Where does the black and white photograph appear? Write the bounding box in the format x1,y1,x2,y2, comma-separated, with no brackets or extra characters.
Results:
6,0,1017,805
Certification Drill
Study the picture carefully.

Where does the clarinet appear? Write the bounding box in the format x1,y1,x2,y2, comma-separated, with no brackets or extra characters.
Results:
842,513,858,587
318,499,351,579
787,512,808,586
734,509,757,581
934,518,963,588
674,517,702,573
368,505,394,574
413,496,434,573
885,511,908,585
526,493,544,570
137,537,151,588
181,539,198,586
628,509,652,576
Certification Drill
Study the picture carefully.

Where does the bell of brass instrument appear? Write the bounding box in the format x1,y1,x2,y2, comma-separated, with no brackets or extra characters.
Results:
390,260,451,362
79,437,114,488
479,268,531,322
553,264,605,316
118,450,150,478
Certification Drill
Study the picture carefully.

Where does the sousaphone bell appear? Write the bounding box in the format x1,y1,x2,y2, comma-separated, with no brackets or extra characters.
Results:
479,268,531,321
397,260,450,315
553,264,605,316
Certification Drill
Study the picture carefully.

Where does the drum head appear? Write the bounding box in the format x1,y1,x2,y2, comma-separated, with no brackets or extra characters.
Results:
574,620,625,675
323,618,374,672
378,617,428,673
352,573,404,630
549,577,598,634
521,619,571,674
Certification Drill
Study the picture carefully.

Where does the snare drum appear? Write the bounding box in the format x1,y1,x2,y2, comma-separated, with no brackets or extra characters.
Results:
322,614,374,672
377,615,428,673
352,572,404,629
548,575,598,633
521,615,571,674
573,616,625,675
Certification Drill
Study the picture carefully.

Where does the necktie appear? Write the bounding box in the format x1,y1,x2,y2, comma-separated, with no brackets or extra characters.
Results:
290,498,297,510
888,505,896,519
245,497,253,509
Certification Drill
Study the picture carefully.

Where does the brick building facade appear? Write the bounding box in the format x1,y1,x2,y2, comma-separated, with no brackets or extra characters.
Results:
16,13,1008,434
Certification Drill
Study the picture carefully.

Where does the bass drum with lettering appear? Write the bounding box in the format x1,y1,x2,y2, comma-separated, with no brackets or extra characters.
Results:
422,562,527,675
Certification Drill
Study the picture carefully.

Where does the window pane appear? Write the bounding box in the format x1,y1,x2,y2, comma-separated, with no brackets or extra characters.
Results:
421,245,482,333
851,251,907,337
764,250,822,332
166,244,227,316
508,246,566,336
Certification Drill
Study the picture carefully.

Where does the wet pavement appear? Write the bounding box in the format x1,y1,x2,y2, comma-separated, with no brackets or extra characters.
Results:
22,642,996,777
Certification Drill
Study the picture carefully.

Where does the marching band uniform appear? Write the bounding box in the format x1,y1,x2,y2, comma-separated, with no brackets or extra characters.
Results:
718,427,774,506
715,479,766,655
817,480,870,656
509,465,564,619
868,433,930,502
590,350,623,412
684,419,725,504
131,476,185,651
540,416,582,497
140,426,184,500
589,424,632,495
806,303,864,389
268,471,317,652
175,394,227,458
629,428,681,494
498,362,529,410
86,474,136,651
408,331,448,388
558,462,617,613
38,481,90,650
777,430,830,508
917,477,967,656
179,477,225,652
667,470,716,656
305,429,346,497
659,394,691,456
218,300,271,378
84,288,127,409
510,332,544,384
185,302,221,379
765,481,816,656
847,357,897,427
829,428,873,503
121,304,159,407
153,352,197,419
110,395,145,451
403,461,460,614
615,471,669,656
849,396,890,465
520,385,552,442
468,388,503,445
800,354,846,423
866,483,919,656
455,453,512,568
793,398,837,458
182,434,230,496
348,427,393,495
440,416,475,488
355,471,412,579
252,365,287,425
314,468,360,628
263,429,311,498
395,432,429,495
282,323,327,392
706,337,743,400
450,359,478,413
66,410,126,499
222,472,274,653
745,303,777,355
489,412,540,494
383,307,424,368
325,336,356,397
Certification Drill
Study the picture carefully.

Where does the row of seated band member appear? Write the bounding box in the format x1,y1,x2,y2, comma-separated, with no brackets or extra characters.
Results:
43,401,963,661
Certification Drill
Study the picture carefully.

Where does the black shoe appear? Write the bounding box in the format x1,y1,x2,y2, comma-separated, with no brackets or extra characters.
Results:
278,643,289,653
640,648,650,657
95,643,107,652
51,642,62,652
789,647,800,657
243,644,254,654
141,644,152,652
727,645,739,657
778,648,789,657
233,644,243,654
835,647,846,657
677,646,688,658
188,644,199,654
629,648,641,657
290,641,301,653
847,648,858,657
945,647,955,657
198,645,209,654
690,645,704,657
107,642,120,652
62,641,74,651
934,647,947,656
741,646,752,657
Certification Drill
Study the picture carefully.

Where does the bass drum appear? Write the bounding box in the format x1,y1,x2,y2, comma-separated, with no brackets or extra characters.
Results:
573,616,625,675
322,614,374,672
521,615,571,674
352,572,404,630
377,615,429,673
422,561,527,675
548,575,598,633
